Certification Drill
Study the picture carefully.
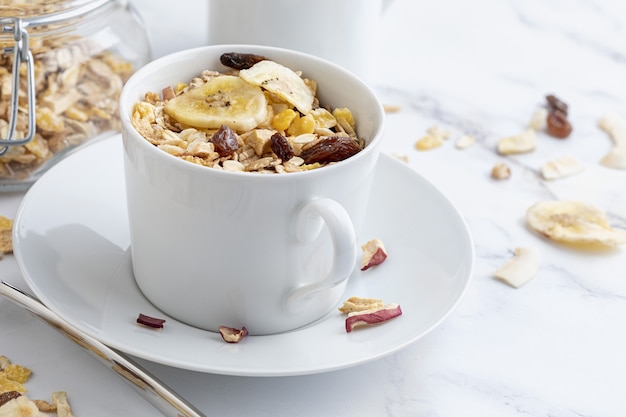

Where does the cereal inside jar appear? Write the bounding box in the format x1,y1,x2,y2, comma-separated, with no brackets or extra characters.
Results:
0,0,150,190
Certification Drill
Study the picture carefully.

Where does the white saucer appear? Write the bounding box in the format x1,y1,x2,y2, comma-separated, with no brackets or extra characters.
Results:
14,136,474,376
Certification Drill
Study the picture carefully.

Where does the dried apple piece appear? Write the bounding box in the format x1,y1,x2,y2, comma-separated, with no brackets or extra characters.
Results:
51,391,74,417
218,326,249,343
494,247,541,288
598,114,626,170
360,238,388,271
338,296,383,314
345,303,402,332
136,313,166,329
541,156,585,180
527,108,548,131
455,134,476,149
497,129,536,154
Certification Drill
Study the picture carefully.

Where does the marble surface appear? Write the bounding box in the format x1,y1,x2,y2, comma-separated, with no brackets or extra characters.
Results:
2,0,626,415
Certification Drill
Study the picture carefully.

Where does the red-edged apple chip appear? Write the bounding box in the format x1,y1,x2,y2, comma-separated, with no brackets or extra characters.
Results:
345,303,402,332
218,326,249,343
360,238,387,271
136,313,166,329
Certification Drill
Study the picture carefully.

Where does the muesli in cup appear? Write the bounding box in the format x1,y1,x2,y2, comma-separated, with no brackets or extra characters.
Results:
131,52,365,173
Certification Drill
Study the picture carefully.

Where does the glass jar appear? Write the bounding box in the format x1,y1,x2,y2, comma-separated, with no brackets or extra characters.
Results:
0,0,150,190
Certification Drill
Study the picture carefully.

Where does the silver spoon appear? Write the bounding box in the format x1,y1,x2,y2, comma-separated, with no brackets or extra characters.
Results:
0,280,206,417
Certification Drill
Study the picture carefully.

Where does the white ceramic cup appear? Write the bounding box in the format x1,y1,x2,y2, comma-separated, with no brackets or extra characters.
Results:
207,0,394,84
120,45,384,335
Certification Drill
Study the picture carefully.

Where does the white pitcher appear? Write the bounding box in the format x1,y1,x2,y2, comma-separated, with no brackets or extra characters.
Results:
207,0,394,84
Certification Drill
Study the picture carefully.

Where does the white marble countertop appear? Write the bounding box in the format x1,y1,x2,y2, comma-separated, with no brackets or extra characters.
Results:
2,0,626,415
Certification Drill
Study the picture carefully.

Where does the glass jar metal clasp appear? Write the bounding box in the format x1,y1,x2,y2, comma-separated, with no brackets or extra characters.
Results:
0,17,36,156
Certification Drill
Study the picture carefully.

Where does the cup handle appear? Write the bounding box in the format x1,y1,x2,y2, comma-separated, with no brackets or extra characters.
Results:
286,198,357,311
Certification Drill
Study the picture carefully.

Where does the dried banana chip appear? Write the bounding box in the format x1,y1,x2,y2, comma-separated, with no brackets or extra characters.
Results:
526,201,626,248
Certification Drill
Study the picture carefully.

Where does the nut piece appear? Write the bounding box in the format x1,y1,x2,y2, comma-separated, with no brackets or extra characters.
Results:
345,303,402,333
490,162,511,180
360,238,388,271
136,313,166,329
526,200,626,248
218,326,249,343
497,129,537,154
598,114,626,170
243,128,273,156
494,247,541,288
541,156,585,180
338,296,384,314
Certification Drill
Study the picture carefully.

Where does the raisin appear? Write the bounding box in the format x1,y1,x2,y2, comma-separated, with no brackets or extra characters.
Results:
209,125,239,156
220,52,267,70
300,136,362,164
270,132,294,161
0,391,21,407
546,94,568,116
546,111,572,139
